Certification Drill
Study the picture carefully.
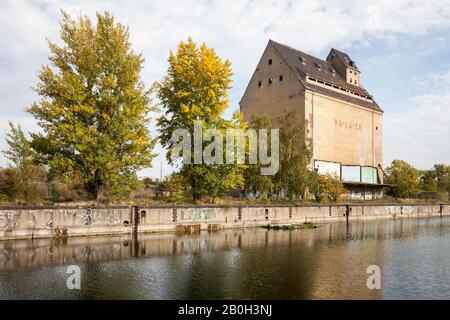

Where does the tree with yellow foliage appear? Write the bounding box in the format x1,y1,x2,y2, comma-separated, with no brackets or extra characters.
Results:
157,38,245,201
28,11,156,199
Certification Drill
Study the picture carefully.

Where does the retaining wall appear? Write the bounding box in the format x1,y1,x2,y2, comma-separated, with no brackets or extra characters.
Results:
1,204,449,240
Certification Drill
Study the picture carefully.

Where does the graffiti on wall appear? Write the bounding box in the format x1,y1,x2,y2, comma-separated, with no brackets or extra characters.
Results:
401,206,413,214
93,209,122,225
67,208,123,226
0,210,18,231
84,208,92,225
180,208,216,220
348,190,383,201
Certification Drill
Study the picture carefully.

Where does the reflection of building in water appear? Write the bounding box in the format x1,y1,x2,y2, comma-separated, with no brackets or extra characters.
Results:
0,219,426,299
308,222,384,299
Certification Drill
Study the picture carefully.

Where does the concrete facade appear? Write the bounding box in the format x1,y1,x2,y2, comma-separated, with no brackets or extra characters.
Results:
240,42,306,125
1,204,449,240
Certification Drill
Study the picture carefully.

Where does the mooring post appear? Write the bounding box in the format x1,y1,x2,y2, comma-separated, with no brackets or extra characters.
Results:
131,206,139,235
345,205,351,224
131,206,140,257
440,204,444,218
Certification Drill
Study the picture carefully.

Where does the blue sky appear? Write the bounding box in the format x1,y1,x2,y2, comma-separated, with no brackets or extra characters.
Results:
1,0,450,178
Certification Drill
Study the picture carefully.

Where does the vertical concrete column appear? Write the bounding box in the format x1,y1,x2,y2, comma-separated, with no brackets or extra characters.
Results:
345,205,351,223
131,206,139,234
131,206,140,257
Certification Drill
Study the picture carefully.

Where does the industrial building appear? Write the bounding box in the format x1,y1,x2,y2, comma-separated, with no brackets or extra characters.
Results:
239,40,386,199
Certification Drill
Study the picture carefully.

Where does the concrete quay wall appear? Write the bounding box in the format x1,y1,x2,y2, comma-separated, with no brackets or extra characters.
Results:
1,204,449,240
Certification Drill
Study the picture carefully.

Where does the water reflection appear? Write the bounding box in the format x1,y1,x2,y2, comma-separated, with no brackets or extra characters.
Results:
1,217,450,299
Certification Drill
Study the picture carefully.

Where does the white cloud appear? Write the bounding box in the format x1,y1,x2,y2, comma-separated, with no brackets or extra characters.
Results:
1,0,450,175
385,68,450,169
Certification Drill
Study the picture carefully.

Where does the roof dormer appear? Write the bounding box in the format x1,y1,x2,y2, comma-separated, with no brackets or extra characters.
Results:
326,48,361,87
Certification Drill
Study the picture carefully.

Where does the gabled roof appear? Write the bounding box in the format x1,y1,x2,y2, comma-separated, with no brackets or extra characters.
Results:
269,40,382,112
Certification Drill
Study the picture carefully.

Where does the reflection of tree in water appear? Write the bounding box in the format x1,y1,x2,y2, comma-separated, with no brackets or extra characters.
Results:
225,229,319,299
1,218,449,299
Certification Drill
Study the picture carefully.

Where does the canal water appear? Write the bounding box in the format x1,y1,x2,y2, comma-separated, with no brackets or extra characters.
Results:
1,217,450,299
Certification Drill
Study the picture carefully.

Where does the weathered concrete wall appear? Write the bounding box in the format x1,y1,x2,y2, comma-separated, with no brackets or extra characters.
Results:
239,41,306,126
305,90,384,179
0,206,130,240
1,204,449,240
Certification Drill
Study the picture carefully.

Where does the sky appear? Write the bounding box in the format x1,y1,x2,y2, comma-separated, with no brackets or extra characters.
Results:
0,0,450,178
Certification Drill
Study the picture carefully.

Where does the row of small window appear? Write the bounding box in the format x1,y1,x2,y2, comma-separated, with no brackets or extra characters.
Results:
349,78,358,85
258,76,283,87
308,76,371,100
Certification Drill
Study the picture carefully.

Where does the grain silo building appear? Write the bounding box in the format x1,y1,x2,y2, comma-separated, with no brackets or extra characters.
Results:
240,40,386,199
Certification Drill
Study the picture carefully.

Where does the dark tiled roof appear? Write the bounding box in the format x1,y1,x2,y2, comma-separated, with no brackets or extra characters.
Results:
329,48,360,71
270,40,382,112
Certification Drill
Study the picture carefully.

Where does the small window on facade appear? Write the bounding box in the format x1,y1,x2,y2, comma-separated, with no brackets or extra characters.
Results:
300,57,306,65
268,78,273,85
376,126,378,130
349,78,352,83
332,70,336,76
268,59,272,65
354,80,357,85
258,80,262,87
279,75,283,82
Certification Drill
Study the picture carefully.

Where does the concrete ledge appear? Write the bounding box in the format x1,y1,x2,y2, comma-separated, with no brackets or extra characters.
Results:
0,204,449,240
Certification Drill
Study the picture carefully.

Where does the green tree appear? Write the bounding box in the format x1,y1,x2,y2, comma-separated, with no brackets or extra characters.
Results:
164,172,186,203
322,173,346,202
3,121,34,167
243,114,274,199
274,111,313,200
28,11,155,199
420,169,438,192
385,160,421,198
2,122,46,202
434,164,450,194
157,37,245,202
0,168,21,201
309,170,327,202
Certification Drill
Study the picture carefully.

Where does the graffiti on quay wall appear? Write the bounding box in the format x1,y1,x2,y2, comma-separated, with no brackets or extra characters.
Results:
66,208,123,226
85,208,93,225
0,210,18,231
180,208,216,220
93,209,122,225
348,190,383,201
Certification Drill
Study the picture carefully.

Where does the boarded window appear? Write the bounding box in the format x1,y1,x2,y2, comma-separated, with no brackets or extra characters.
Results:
314,160,340,178
361,167,378,184
342,166,361,182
